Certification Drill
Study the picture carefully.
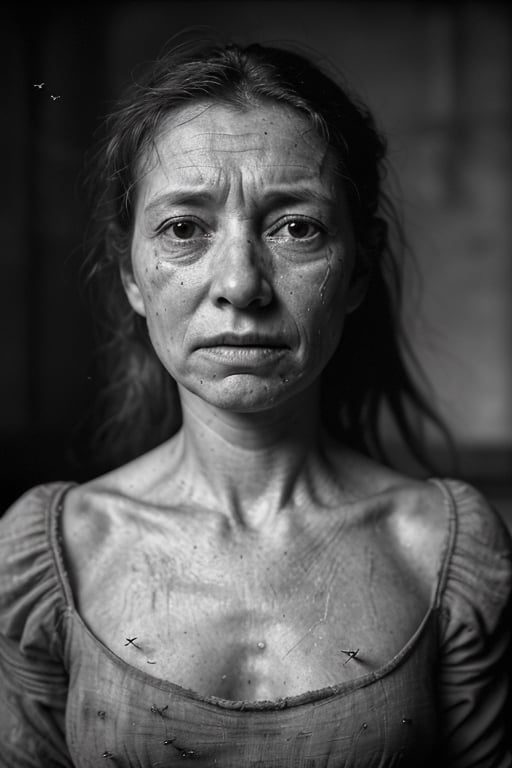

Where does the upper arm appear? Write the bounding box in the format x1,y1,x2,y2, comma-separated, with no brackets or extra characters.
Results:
435,480,512,766
0,637,72,768
0,485,74,767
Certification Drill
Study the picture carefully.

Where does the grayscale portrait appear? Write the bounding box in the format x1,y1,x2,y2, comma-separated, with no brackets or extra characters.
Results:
1,2,512,765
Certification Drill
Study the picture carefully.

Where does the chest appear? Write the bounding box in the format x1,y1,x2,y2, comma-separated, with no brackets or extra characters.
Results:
75,525,429,701
66,633,439,767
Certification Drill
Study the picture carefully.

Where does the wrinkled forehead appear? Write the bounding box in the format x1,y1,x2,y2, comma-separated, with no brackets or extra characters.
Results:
134,100,340,190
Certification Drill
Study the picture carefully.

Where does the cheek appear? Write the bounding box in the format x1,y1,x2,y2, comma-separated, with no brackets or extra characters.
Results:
288,252,350,349
135,265,189,348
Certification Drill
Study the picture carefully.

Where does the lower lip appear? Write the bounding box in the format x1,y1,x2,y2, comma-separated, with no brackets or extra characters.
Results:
199,346,287,365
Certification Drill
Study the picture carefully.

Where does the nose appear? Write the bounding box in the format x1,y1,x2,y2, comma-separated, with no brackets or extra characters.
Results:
209,233,273,310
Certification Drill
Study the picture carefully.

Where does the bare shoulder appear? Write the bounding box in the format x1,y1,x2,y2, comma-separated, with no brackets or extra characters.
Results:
60,479,118,586
333,448,450,595
60,440,181,575
383,477,449,590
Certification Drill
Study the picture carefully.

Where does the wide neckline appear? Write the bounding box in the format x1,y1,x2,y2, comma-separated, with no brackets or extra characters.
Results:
48,478,457,711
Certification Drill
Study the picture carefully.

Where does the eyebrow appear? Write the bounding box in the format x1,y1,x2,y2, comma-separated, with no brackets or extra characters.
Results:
144,185,337,218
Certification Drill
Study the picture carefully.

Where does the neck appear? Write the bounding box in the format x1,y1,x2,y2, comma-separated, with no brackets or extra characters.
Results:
169,384,336,529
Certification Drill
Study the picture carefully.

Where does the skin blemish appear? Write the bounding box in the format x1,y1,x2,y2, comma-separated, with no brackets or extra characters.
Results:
124,636,141,649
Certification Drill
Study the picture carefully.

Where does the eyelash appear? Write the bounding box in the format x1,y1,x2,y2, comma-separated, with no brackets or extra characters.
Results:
155,217,210,241
154,214,326,247
266,215,325,241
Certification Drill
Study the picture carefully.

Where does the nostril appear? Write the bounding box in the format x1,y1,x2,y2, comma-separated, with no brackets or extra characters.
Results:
211,272,273,309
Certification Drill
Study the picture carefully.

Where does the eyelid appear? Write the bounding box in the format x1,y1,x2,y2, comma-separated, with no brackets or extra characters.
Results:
266,214,326,239
154,215,211,238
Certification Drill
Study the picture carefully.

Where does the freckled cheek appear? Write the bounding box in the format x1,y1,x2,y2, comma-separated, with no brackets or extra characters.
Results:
137,268,195,346
285,264,348,348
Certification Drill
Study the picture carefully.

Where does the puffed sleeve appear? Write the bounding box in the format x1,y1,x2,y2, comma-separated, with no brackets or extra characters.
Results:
0,484,74,767
437,479,512,767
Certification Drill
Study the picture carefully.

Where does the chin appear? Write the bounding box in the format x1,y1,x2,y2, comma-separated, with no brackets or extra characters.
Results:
189,373,305,413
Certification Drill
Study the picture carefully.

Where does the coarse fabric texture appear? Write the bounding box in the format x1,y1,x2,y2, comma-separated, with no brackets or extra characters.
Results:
0,480,511,767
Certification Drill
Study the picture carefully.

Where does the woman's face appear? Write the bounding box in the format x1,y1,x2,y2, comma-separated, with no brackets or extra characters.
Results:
124,101,363,413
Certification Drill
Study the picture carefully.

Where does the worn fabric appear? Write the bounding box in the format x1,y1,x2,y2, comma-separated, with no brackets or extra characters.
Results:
0,480,511,767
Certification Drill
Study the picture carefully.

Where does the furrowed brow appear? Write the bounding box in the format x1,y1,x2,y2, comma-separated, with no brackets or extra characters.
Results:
144,189,217,218
261,187,335,208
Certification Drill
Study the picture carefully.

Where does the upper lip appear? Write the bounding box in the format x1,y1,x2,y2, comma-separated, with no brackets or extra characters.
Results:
199,333,289,348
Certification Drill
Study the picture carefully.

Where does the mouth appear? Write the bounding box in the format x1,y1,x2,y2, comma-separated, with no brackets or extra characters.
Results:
196,333,289,366
200,333,290,349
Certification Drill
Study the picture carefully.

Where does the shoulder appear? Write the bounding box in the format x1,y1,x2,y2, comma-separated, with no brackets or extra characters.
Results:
332,449,450,592
437,477,512,555
1,482,66,530
379,473,512,634
332,448,510,609
436,479,512,626
376,476,450,602
59,452,170,602
0,482,72,650
0,482,70,564
61,438,183,561
60,478,126,595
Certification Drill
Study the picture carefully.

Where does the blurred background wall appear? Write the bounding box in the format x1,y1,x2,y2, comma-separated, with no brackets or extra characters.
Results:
2,0,511,520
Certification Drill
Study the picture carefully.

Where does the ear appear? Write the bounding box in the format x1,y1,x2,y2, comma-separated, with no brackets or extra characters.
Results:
120,267,146,317
346,266,370,314
346,217,386,313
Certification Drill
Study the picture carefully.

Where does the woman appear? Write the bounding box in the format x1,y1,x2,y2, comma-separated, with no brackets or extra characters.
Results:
1,41,511,767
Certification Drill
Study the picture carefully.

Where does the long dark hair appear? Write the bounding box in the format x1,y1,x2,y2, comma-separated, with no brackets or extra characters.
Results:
83,40,452,472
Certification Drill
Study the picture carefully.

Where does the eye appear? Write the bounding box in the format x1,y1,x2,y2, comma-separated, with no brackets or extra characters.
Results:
157,218,209,241
285,220,317,239
269,217,324,241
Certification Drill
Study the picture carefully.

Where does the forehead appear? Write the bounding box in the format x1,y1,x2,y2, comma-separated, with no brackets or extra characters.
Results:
136,101,340,200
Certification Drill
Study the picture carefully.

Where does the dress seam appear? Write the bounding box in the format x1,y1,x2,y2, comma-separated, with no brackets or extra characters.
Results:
46,482,79,612
427,478,459,612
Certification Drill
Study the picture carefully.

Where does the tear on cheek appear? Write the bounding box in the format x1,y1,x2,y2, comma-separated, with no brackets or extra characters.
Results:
319,248,347,302
318,249,337,302
319,261,332,303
